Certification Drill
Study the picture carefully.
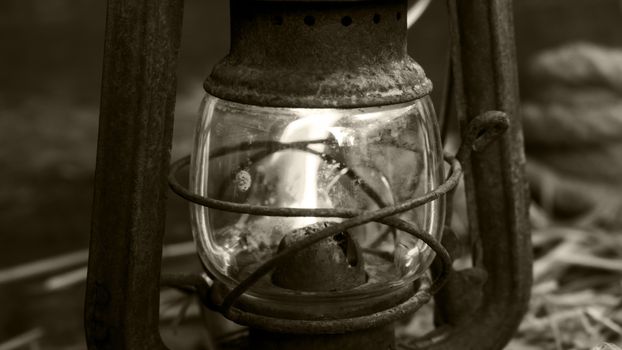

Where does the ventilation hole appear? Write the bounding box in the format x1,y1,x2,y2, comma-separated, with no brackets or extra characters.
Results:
396,12,402,21
333,233,345,243
333,233,358,267
373,13,381,24
304,15,315,26
333,233,347,255
341,15,353,27
272,15,283,25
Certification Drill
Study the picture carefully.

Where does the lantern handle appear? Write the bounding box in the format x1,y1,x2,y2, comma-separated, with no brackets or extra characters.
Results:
405,0,533,349
84,0,184,349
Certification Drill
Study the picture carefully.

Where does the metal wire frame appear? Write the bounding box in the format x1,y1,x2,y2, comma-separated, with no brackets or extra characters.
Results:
165,110,509,334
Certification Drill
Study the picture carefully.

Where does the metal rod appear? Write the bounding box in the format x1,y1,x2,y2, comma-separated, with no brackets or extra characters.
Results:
84,0,184,348
424,0,533,349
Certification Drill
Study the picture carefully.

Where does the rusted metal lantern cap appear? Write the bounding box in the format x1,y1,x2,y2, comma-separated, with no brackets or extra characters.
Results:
205,0,432,108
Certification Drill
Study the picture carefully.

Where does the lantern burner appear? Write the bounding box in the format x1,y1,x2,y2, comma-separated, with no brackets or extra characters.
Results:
271,222,367,292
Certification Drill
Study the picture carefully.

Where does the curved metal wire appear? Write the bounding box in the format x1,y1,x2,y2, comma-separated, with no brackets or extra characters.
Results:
166,112,508,333
169,153,459,220
169,153,460,312
223,278,433,335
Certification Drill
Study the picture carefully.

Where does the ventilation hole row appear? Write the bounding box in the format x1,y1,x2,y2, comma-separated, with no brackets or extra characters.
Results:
270,12,402,27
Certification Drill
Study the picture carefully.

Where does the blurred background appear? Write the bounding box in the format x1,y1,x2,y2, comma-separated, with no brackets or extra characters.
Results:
0,0,621,349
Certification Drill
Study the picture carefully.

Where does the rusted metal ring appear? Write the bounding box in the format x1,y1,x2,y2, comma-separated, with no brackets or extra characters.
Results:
219,277,433,334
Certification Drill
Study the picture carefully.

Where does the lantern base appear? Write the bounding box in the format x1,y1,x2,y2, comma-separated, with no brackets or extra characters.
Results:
208,252,418,321
220,324,396,350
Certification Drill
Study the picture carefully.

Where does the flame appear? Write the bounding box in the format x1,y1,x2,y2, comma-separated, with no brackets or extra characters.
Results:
266,113,340,228
222,111,344,257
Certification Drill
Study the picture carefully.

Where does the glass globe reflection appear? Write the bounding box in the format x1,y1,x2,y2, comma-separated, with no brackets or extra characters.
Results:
190,93,445,308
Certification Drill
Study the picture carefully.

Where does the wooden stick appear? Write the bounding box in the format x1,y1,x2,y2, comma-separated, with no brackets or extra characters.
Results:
42,241,197,291
585,307,622,336
591,343,622,350
0,328,44,350
0,250,87,286
556,254,622,273
43,266,88,292
162,241,196,259
533,239,579,283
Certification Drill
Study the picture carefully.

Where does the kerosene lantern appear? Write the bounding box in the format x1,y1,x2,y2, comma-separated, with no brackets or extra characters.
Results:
174,2,448,348
85,0,532,349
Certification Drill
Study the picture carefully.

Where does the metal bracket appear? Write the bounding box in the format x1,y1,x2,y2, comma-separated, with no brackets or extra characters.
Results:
398,0,533,349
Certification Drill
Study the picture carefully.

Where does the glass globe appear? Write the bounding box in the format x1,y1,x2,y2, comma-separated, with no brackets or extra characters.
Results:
190,93,444,313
